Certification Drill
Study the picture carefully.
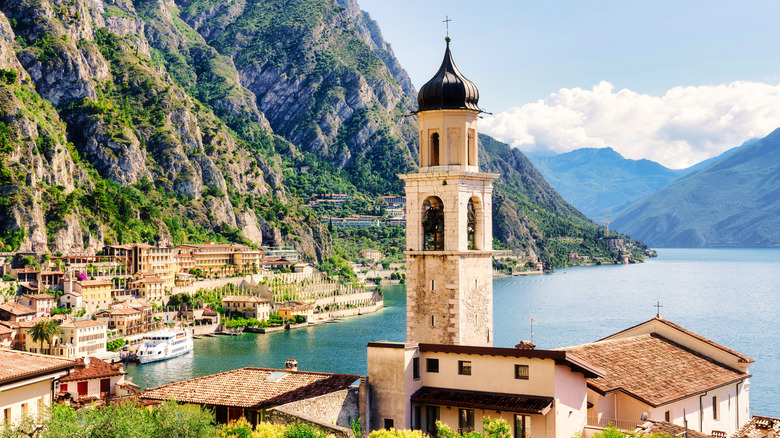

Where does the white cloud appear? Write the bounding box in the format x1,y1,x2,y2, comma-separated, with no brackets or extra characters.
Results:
481,81,780,169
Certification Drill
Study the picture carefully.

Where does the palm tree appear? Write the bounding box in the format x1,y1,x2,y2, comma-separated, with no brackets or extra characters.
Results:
28,319,61,355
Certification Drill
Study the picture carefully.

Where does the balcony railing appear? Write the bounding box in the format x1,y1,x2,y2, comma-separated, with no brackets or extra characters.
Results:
586,417,644,431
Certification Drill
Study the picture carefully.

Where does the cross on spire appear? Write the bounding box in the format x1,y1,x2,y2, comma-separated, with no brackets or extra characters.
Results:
443,16,452,38
655,301,663,318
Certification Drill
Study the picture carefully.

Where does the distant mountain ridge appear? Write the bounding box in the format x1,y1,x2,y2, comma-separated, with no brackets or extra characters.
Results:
611,129,780,247
528,147,686,219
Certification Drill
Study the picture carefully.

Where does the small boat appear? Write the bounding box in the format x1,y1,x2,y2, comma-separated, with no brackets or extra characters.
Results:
136,327,193,364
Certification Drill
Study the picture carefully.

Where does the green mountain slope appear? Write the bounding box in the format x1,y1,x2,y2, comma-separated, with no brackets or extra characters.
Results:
611,129,780,247
0,0,645,266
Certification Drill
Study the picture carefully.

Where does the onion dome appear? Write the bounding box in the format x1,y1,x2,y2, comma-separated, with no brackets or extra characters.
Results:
417,37,481,113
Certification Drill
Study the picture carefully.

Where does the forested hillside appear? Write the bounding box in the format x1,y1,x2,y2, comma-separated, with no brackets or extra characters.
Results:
0,0,642,266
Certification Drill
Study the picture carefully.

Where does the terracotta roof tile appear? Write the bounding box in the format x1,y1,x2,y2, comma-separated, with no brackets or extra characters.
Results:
564,334,748,407
637,421,712,438
60,357,126,382
0,302,36,316
222,295,270,303
140,367,360,408
411,387,553,415
732,416,780,438
0,348,76,384
23,294,55,300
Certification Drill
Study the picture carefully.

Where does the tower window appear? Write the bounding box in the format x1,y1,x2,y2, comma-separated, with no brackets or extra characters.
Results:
431,133,440,166
423,197,444,251
467,198,476,250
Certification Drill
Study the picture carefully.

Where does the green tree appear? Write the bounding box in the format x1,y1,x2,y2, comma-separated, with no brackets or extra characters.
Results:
28,319,61,354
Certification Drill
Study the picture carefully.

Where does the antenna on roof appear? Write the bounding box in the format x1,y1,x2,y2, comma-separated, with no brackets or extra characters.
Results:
654,301,663,318
530,316,539,344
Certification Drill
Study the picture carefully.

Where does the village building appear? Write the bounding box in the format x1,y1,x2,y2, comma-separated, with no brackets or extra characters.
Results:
292,262,316,275
262,247,299,263
0,349,75,427
59,290,83,309
128,273,166,305
277,301,314,322
732,416,780,438
56,356,129,404
140,364,362,426
562,317,752,436
73,279,112,312
0,323,14,348
96,307,143,336
16,318,109,359
175,243,262,277
17,293,55,318
358,249,382,263
0,302,36,323
222,295,271,321
260,257,293,271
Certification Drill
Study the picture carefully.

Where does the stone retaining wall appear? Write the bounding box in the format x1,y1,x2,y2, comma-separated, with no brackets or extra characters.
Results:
266,388,359,438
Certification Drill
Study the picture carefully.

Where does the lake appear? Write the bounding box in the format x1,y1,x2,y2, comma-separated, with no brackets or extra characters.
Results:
126,248,780,417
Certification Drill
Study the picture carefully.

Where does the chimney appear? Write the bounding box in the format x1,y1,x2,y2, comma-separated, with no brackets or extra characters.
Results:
285,359,298,371
515,341,536,350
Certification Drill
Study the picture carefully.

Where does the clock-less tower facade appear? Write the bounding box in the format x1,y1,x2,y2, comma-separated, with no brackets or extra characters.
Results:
401,38,498,347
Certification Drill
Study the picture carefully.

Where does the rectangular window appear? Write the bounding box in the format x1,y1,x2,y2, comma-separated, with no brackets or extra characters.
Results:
21,403,27,417
414,405,422,430
458,409,475,432
712,396,718,420
665,410,671,422
384,419,394,429
426,406,440,435
431,315,435,327
426,358,439,373
515,415,530,438
515,364,529,380
413,357,420,380
4,407,11,423
458,361,472,375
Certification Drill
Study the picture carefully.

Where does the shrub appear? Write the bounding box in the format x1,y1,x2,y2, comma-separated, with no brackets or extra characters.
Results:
282,422,326,438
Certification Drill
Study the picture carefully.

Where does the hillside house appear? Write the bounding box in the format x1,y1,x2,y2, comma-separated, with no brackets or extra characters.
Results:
222,295,271,321
56,357,129,404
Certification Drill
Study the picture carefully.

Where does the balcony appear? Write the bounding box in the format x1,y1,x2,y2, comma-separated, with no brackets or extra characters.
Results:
586,416,644,431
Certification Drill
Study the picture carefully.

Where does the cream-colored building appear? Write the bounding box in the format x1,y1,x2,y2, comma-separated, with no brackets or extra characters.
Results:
222,295,271,320
564,317,753,436
17,294,55,318
19,318,108,359
57,356,128,402
176,243,262,277
359,249,382,263
128,273,166,305
0,349,75,428
368,341,603,437
0,302,36,323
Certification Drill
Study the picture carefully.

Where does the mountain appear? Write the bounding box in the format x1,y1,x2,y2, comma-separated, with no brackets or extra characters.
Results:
0,0,641,266
527,147,686,219
611,129,780,247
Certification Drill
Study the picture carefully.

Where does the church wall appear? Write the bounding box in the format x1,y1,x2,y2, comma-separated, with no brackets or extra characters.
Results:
648,381,747,435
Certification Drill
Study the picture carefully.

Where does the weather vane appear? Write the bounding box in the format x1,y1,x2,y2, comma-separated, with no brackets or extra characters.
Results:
443,16,452,38
655,301,663,318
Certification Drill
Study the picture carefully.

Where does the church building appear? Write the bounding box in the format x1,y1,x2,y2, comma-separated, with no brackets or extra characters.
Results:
365,38,753,438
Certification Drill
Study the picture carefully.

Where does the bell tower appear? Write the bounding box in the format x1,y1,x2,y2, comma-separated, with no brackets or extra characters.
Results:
401,38,498,347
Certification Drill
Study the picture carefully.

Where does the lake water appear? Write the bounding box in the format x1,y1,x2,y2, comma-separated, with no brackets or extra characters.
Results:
126,248,780,417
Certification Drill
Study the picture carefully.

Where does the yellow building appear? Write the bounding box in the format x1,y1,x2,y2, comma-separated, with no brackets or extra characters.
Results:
73,280,112,312
96,308,143,336
277,301,314,322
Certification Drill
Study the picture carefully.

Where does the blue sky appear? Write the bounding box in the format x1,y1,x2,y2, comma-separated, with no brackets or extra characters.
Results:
357,0,780,168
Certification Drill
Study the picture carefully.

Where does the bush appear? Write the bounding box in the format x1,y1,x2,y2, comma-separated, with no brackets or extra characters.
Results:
1,274,12,282
282,422,326,438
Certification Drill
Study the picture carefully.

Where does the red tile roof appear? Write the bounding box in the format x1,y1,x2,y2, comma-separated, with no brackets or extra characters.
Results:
60,357,126,382
23,294,55,300
637,421,712,438
733,416,780,438
0,302,36,316
601,317,754,364
140,367,360,408
564,333,748,407
222,295,270,303
0,348,76,385
411,387,553,415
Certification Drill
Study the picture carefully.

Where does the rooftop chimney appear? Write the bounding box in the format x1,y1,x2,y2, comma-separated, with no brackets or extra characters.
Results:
285,359,298,371
515,341,536,350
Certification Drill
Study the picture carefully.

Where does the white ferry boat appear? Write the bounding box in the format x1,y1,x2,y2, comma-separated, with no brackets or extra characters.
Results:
137,327,193,364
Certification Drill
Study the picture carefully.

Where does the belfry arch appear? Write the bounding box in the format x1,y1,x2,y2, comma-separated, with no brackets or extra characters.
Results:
422,196,444,251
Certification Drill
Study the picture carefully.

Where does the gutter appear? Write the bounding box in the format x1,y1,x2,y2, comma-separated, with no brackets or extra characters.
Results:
699,391,707,432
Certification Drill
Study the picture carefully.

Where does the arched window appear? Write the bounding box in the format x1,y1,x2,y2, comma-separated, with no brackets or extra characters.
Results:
422,197,444,251
431,133,440,166
467,198,476,250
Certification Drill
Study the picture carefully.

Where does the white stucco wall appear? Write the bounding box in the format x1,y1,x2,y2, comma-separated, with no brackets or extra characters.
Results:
0,374,62,427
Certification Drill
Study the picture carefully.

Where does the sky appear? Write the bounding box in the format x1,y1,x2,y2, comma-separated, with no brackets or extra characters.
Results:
356,0,780,169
